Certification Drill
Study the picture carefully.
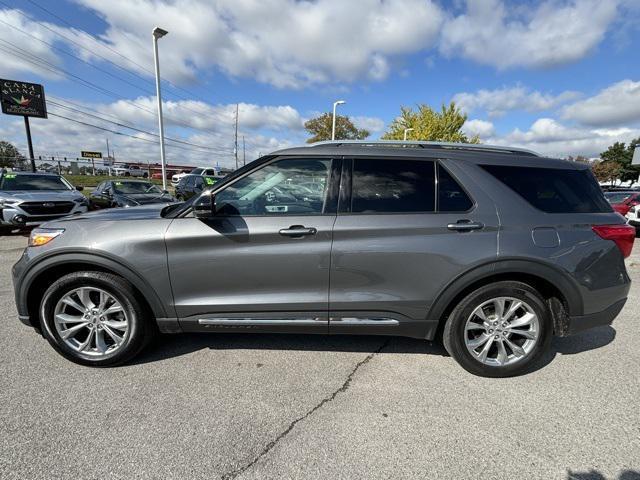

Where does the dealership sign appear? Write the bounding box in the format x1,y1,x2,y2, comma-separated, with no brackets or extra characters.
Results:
81,151,103,159
0,79,47,118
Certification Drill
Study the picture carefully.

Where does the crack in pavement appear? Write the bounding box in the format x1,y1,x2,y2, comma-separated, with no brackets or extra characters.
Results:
221,339,390,480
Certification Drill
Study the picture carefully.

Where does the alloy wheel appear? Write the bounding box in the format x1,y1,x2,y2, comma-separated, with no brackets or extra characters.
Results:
53,287,129,356
464,296,539,367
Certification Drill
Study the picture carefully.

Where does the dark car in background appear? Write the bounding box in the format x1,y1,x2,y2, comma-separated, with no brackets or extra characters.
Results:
604,191,640,216
174,175,218,201
89,179,176,209
0,171,89,230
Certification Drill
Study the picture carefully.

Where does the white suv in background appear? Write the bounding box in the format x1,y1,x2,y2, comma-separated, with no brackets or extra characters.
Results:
112,164,148,178
171,167,217,186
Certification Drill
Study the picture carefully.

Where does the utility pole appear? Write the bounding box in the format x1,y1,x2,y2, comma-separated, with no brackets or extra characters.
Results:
106,138,111,176
234,103,239,170
242,136,246,166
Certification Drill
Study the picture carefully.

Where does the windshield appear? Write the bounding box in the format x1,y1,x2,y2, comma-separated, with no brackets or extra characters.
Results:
113,181,162,195
191,168,203,175
0,174,72,191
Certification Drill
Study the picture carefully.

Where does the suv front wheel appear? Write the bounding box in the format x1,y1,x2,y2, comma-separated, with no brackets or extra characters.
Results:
39,271,152,366
443,281,552,377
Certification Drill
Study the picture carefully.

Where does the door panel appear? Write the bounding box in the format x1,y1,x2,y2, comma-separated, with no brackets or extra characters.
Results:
329,158,499,338
165,157,338,333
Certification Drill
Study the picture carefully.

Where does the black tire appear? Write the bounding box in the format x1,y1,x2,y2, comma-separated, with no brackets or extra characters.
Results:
442,281,552,378
143,173,148,178
39,271,153,367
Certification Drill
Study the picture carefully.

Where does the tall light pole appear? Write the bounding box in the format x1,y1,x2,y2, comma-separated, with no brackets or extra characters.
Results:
403,128,414,141
152,26,168,190
331,100,346,141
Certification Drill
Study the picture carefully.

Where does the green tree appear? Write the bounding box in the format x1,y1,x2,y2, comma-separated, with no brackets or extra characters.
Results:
592,160,622,185
600,139,640,183
304,113,369,143
382,102,479,143
0,141,24,168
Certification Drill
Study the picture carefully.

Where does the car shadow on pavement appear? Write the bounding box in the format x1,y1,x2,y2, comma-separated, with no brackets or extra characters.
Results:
567,469,640,480
528,325,617,374
0,227,32,238
132,333,448,365
132,326,616,369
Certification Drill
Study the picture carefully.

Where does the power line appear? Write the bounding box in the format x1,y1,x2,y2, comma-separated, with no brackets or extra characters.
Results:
0,38,220,134
11,0,216,110
47,100,231,153
46,112,231,156
0,16,220,123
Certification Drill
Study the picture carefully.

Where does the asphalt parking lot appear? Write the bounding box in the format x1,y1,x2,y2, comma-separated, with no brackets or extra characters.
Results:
1,232,639,480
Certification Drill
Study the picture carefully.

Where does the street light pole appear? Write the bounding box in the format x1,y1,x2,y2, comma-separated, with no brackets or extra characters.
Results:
152,26,169,190
331,100,346,141
403,128,414,141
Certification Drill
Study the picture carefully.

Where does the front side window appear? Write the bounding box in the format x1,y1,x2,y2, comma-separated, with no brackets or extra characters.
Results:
215,158,331,216
351,159,435,213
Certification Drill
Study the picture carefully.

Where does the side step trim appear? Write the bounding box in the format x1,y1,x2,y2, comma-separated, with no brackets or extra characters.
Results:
329,317,399,326
198,318,324,326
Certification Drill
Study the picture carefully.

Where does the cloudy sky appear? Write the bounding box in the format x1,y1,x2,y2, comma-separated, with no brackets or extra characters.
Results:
0,0,639,168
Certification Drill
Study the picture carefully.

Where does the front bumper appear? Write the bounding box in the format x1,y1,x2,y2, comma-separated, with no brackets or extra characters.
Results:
1,204,88,226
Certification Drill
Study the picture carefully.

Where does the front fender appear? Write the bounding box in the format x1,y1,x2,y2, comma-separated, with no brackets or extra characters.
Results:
15,250,174,323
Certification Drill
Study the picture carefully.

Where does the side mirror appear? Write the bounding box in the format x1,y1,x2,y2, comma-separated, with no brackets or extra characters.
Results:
193,192,215,218
75,185,84,191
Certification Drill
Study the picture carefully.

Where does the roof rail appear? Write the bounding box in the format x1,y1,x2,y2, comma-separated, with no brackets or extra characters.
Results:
305,140,541,157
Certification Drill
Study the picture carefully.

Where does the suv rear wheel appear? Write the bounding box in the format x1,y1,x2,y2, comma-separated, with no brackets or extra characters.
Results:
443,281,552,377
39,271,152,366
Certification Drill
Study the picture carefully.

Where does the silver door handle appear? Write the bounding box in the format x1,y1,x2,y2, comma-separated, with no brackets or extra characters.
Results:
279,226,317,237
447,221,484,231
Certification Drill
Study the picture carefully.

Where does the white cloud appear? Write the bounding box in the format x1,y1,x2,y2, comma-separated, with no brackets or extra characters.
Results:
0,96,304,168
440,0,620,69
462,119,495,138
71,0,443,88
487,118,640,157
561,79,640,126
454,85,580,117
0,9,65,79
352,116,385,133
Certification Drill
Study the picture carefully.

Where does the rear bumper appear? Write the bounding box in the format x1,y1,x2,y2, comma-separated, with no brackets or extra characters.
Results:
566,298,626,335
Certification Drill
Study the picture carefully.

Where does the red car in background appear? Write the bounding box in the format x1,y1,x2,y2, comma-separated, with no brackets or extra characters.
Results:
604,191,640,216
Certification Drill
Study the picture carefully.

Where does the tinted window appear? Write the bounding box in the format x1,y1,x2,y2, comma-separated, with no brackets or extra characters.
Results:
482,165,611,213
604,192,634,203
351,159,434,213
438,165,473,212
194,177,204,188
215,158,330,216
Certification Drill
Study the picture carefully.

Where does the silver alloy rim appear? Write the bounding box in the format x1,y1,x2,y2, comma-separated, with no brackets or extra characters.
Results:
464,296,539,367
53,287,129,357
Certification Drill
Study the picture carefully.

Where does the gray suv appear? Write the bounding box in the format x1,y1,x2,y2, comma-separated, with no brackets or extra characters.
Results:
12,141,633,377
1,171,89,230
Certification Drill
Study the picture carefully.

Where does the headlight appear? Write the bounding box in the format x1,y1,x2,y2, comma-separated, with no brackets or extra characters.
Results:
29,228,65,247
0,198,18,207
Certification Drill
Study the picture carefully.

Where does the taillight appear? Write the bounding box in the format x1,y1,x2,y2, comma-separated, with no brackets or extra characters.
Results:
592,224,635,258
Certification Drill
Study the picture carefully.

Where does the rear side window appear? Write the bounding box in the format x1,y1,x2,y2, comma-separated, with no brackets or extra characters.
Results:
438,165,473,212
481,165,611,213
352,159,435,213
